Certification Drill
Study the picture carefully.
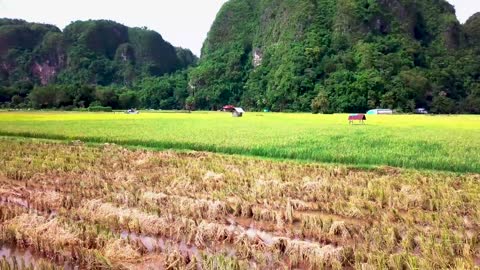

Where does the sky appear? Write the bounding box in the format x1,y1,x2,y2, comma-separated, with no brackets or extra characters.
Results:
0,0,478,56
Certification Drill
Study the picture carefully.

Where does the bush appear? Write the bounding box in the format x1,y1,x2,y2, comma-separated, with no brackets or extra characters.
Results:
118,91,138,109
61,105,76,111
430,93,456,114
73,107,88,112
311,90,330,114
88,106,112,112
29,85,72,109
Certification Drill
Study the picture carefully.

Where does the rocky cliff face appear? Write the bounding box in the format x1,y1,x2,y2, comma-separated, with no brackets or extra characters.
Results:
464,13,480,48
0,19,63,85
0,19,197,87
192,0,477,112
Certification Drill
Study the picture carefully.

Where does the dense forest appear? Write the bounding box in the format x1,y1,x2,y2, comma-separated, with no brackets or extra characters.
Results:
192,0,480,113
1,0,480,113
0,19,196,110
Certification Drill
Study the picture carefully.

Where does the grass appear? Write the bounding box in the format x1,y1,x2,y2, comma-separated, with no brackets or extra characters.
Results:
0,138,478,269
0,111,479,173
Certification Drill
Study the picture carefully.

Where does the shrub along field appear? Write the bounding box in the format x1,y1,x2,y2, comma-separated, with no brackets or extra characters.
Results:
0,112,479,173
0,138,478,269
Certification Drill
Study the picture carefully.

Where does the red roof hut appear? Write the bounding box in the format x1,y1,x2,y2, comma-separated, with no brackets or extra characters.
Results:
222,105,236,112
348,114,366,124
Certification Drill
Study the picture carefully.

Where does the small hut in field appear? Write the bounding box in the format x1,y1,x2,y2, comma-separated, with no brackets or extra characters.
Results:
223,105,235,112
348,114,366,124
232,108,245,117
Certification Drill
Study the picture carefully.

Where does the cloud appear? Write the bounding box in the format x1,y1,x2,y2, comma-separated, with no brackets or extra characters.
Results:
447,0,480,23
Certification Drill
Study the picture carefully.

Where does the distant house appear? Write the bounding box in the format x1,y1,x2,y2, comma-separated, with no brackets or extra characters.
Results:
232,108,245,117
367,109,393,115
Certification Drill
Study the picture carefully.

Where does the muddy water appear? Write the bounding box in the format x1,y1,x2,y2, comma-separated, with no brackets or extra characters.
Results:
0,245,78,269
120,232,199,257
0,196,29,208
231,213,346,244
227,217,284,246
246,227,276,245
0,196,57,218
0,245,36,267
119,221,331,270
121,231,164,252
119,231,244,264
296,210,370,226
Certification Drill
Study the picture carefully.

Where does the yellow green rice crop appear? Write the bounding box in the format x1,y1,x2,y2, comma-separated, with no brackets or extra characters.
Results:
0,111,479,172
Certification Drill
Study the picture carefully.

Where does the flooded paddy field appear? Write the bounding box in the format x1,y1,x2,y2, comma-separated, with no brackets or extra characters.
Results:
0,138,479,269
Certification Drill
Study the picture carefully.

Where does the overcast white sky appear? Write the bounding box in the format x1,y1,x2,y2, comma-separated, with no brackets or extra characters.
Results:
0,0,478,56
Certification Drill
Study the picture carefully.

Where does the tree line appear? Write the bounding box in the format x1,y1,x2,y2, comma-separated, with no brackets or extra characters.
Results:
1,2,480,114
0,71,191,111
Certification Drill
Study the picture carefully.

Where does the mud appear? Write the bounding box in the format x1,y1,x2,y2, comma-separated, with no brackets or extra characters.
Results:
0,196,29,208
0,196,57,218
0,244,78,269
296,210,370,226
120,231,199,257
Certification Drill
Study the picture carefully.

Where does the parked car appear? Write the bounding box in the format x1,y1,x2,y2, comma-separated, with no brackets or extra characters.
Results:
125,108,139,114
415,108,428,114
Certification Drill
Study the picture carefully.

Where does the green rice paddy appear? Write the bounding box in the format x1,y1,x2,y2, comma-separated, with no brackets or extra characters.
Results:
0,111,479,173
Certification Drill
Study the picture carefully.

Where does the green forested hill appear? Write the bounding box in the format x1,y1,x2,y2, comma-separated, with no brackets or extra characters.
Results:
0,19,196,109
464,13,480,47
191,0,480,113
1,1,480,113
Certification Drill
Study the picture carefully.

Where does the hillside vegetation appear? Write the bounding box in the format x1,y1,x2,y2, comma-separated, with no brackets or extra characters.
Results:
1,1,480,113
0,19,196,110
192,0,480,113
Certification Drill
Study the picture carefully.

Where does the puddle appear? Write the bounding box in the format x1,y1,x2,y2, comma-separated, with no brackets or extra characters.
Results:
0,196,57,218
0,244,78,269
178,241,199,257
121,231,163,252
119,223,332,269
119,230,242,265
228,217,289,246
227,218,277,246
0,196,29,208
120,232,199,257
0,244,36,267
229,216,252,227
296,210,369,226
228,217,302,246
245,228,275,245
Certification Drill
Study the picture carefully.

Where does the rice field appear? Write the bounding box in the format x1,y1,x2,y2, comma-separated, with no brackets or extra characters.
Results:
0,138,479,269
0,111,479,173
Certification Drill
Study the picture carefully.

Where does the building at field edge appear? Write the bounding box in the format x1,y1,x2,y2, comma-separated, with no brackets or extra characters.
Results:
366,109,393,115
